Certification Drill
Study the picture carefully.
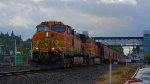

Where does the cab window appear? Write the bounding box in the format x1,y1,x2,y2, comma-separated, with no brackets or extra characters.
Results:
85,39,92,43
37,26,49,32
51,26,65,33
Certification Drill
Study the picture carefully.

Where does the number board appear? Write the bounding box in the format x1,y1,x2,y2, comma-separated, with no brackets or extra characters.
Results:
54,22,61,25
42,22,48,25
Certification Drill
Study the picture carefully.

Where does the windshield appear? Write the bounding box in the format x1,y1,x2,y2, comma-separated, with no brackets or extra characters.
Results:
85,39,92,43
37,26,49,32
51,26,65,33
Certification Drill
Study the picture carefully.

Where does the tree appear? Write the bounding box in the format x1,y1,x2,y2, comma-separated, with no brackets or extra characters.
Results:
11,31,15,37
1,32,4,36
110,45,123,53
0,32,32,55
132,46,139,54
6,32,9,37
145,50,150,63
0,36,2,43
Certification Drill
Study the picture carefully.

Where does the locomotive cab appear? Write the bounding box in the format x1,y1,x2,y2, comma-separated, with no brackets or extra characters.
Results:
31,21,77,68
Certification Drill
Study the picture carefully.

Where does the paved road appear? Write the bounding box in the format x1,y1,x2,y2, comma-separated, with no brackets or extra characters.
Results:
133,64,150,84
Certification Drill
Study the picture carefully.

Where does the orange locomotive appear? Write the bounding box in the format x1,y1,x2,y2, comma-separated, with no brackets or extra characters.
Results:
31,21,101,68
32,21,73,67
31,20,125,68
83,37,101,64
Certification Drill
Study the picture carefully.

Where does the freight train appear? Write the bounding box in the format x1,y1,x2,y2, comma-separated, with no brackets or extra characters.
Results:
31,21,126,68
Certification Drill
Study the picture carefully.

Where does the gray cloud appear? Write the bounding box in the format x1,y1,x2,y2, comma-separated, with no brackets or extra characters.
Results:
0,0,150,40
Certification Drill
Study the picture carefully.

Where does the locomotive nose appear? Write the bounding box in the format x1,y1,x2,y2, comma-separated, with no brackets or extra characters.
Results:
33,30,65,52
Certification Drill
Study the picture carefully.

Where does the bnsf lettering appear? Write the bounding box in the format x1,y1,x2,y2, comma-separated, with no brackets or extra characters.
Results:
33,39,64,46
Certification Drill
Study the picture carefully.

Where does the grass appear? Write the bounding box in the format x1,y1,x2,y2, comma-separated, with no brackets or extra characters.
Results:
95,66,141,84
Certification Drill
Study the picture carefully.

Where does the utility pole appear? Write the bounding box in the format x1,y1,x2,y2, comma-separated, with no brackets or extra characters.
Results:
26,42,32,65
30,42,32,60
109,53,112,84
27,42,32,64
15,40,17,66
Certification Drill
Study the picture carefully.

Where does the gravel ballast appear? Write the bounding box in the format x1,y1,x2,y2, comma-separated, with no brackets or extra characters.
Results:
0,64,121,84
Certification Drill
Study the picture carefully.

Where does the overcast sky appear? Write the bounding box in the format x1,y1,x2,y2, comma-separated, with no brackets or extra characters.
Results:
0,0,150,40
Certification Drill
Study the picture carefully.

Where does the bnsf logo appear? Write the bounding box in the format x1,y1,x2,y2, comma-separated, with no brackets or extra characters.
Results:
33,38,64,46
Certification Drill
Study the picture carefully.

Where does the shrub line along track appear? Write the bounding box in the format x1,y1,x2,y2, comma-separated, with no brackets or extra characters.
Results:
0,65,98,79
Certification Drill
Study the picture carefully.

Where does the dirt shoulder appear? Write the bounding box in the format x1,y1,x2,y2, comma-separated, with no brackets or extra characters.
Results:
95,66,141,84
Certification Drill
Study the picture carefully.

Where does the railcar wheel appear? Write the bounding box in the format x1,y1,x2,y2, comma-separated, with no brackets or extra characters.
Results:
63,58,70,68
67,61,70,67
63,58,67,67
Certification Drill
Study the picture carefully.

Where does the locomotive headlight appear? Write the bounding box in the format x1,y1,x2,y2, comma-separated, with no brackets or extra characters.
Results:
46,32,49,37
52,47,55,50
36,47,39,50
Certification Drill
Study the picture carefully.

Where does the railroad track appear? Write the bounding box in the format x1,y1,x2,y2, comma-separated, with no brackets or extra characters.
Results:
0,69,41,78
0,65,98,79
